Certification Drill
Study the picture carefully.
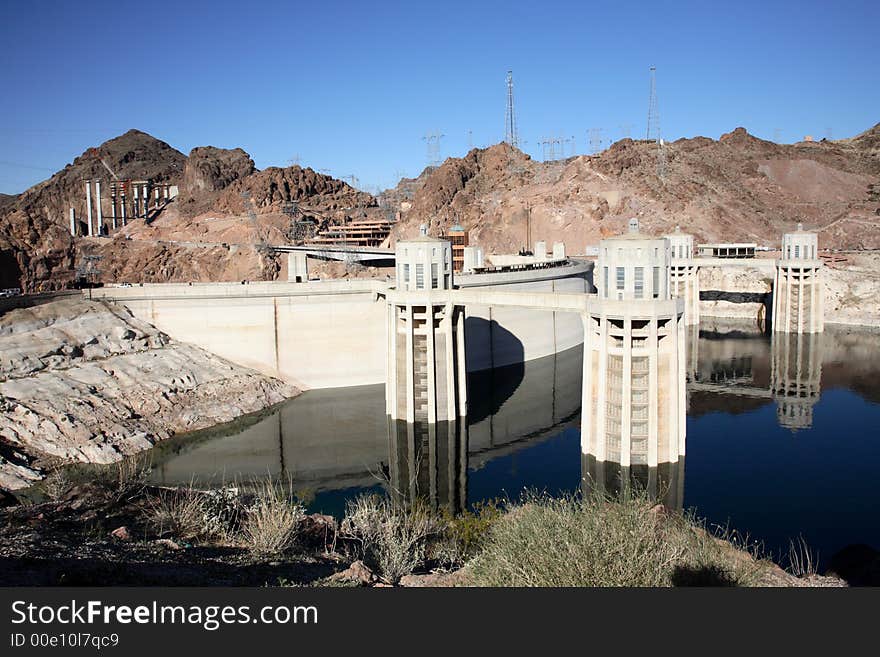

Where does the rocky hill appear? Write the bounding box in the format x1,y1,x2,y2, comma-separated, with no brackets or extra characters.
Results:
0,133,376,291
0,130,186,290
389,124,880,255
3,123,878,291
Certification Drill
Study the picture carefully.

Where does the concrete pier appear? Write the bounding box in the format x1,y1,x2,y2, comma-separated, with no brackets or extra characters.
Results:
287,252,308,282
386,231,468,511
581,454,685,510
95,181,103,235
581,221,686,475
85,180,93,237
666,227,700,325
110,183,117,231
69,208,76,237
772,224,823,333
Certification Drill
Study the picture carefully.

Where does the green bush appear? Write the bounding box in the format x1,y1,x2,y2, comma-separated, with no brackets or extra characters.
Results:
467,492,763,587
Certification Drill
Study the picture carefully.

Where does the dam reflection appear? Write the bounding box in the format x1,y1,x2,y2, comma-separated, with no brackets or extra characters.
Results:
686,326,824,431
581,454,685,511
149,346,584,502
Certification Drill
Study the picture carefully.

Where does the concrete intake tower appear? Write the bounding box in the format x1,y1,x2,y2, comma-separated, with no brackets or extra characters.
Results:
581,220,687,497
385,228,468,511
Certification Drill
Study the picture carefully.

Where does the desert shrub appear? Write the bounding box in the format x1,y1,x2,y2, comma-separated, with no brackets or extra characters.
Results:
43,466,72,501
100,454,151,502
342,495,443,583
148,488,206,541
240,480,306,557
467,492,763,587
785,535,818,578
201,486,248,540
432,500,505,569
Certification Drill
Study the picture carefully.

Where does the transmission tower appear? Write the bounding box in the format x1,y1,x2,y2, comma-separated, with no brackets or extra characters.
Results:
539,136,553,161
646,65,660,142
589,128,604,154
645,66,667,180
505,70,519,148
423,131,445,167
241,191,268,250
76,254,103,287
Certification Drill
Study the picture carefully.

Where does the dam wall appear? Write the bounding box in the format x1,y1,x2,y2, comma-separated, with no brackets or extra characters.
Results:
86,262,592,390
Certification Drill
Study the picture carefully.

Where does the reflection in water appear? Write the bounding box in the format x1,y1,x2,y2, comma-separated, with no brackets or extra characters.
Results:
771,332,822,431
148,325,880,569
581,454,685,511
387,419,467,514
150,346,584,511
686,327,825,431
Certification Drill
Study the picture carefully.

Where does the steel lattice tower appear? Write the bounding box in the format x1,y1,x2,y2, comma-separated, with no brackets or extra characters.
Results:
505,71,519,148
646,66,660,142
423,132,445,168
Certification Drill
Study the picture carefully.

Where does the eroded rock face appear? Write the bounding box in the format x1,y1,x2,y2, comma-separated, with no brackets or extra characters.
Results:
176,146,257,217
0,130,186,292
0,299,298,491
183,146,255,194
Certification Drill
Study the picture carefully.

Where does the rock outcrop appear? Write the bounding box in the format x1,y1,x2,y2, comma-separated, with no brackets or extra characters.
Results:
176,146,256,217
0,299,297,490
0,130,185,292
388,126,880,255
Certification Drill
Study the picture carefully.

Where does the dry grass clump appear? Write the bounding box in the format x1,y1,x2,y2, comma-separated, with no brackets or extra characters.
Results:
467,492,765,587
342,495,443,583
148,488,207,541
42,466,72,501
240,480,306,557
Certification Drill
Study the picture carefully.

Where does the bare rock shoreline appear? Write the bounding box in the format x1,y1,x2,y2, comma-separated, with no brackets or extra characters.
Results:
0,299,298,491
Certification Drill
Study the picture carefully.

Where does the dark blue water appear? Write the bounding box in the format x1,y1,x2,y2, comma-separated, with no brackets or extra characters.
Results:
154,327,880,571
310,330,880,571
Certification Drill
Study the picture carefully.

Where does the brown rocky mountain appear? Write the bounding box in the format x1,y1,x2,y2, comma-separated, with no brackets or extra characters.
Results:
3,123,878,291
0,130,186,290
0,132,376,291
390,124,880,255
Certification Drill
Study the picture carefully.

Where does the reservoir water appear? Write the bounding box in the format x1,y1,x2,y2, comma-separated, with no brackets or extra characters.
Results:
149,324,880,570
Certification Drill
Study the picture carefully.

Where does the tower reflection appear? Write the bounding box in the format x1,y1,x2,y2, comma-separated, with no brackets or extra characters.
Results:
387,418,467,514
581,453,685,511
771,332,823,431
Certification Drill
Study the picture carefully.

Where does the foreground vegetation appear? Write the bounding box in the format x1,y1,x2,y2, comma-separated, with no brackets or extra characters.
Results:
0,461,838,587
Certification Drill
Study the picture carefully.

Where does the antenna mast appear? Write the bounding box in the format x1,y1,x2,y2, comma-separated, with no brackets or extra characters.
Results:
505,70,519,148
646,66,667,180
646,66,659,142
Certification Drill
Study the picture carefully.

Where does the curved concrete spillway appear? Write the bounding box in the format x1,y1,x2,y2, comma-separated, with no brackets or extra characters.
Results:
86,260,593,389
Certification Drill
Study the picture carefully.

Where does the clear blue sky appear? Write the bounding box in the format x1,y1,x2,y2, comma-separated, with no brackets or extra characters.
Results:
1,0,878,194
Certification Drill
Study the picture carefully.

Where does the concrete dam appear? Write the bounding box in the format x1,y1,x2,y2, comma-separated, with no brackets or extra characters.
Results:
86,259,594,390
